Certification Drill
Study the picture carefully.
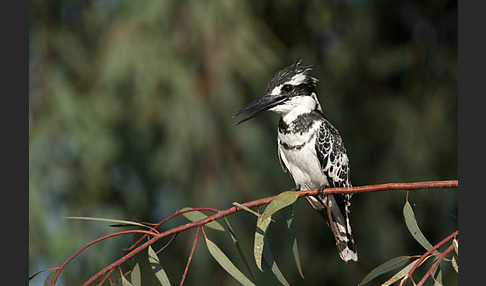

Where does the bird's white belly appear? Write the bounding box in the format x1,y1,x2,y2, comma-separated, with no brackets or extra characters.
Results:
279,133,329,190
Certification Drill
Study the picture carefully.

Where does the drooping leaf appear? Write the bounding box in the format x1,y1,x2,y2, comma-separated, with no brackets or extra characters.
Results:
453,238,459,255
262,236,291,286
205,237,256,286
434,268,443,286
261,191,299,221
180,207,225,231
148,246,172,286
382,255,432,286
253,192,294,285
254,215,271,271
291,239,304,279
286,205,304,279
382,258,418,286
403,201,435,251
42,272,56,286
131,263,141,286
121,272,134,286
223,217,256,282
359,256,412,285
451,256,458,273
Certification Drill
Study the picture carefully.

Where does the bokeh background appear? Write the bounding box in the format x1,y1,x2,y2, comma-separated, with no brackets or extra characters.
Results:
29,1,457,285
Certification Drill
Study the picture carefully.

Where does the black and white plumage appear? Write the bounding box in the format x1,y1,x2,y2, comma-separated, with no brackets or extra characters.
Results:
234,60,357,262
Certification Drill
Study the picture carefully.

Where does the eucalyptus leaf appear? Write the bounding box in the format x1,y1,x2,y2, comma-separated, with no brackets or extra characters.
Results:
254,191,298,271
253,192,294,284
64,216,149,229
382,255,432,286
148,246,172,286
453,238,459,255
451,256,458,273
131,263,141,286
254,215,271,271
223,217,256,282
180,207,225,231
286,205,304,279
434,268,443,286
205,237,256,286
233,202,261,217
403,201,435,252
359,256,412,285
121,272,134,286
262,236,291,286
261,191,299,221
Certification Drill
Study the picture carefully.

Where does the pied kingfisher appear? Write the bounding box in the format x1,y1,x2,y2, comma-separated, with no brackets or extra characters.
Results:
234,60,357,262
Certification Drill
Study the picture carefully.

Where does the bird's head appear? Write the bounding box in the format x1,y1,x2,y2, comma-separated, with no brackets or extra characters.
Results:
234,60,322,124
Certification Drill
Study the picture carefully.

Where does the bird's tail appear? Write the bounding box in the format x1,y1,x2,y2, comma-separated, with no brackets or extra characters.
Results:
305,194,358,262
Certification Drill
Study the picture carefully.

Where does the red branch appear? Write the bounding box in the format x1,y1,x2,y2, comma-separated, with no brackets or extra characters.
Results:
417,243,456,286
50,180,457,286
399,230,459,286
179,227,201,286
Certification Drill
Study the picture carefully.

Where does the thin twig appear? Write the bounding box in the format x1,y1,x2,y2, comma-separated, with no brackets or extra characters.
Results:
96,267,114,286
156,233,178,255
51,230,157,286
417,244,455,286
179,227,201,286
399,230,459,286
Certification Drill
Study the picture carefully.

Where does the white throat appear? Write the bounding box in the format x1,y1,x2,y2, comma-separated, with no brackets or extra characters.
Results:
270,92,323,124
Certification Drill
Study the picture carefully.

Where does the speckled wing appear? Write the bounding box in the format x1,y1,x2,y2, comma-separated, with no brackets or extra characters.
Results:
315,119,351,188
315,118,357,261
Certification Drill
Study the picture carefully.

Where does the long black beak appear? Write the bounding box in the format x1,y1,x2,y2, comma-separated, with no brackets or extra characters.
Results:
232,95,288,125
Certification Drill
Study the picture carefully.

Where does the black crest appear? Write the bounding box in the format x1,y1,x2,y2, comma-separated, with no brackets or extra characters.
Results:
265,60,318,94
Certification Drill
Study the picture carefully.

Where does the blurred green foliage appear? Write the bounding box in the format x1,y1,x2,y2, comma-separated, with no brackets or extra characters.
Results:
29,0,457,285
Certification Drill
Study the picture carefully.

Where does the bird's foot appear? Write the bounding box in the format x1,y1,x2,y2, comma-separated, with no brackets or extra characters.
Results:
317,185,326,196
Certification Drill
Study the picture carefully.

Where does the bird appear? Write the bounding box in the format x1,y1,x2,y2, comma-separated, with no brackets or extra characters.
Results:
233,60,358,262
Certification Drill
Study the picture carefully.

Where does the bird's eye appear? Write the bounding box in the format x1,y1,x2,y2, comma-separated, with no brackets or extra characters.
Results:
282,84,293,92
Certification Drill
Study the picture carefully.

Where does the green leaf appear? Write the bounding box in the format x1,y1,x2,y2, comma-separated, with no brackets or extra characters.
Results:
403,200,435,251
148,246,172,286
254,215,271,271
261,191,299,221
434,268,443,286
252,192,296,285
453,238,458,255
64,216,153,230
262,237,291,286
359,256,412,285
254,211,290,285
233,202,261,217
121,272,134,286
131,263,141,286
382,255,432,286
451,256,458,273
223,217,256,282
286,205,304,279
180,207,224,231
43,272,56,286
205,237,256,286
254,191,298,272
